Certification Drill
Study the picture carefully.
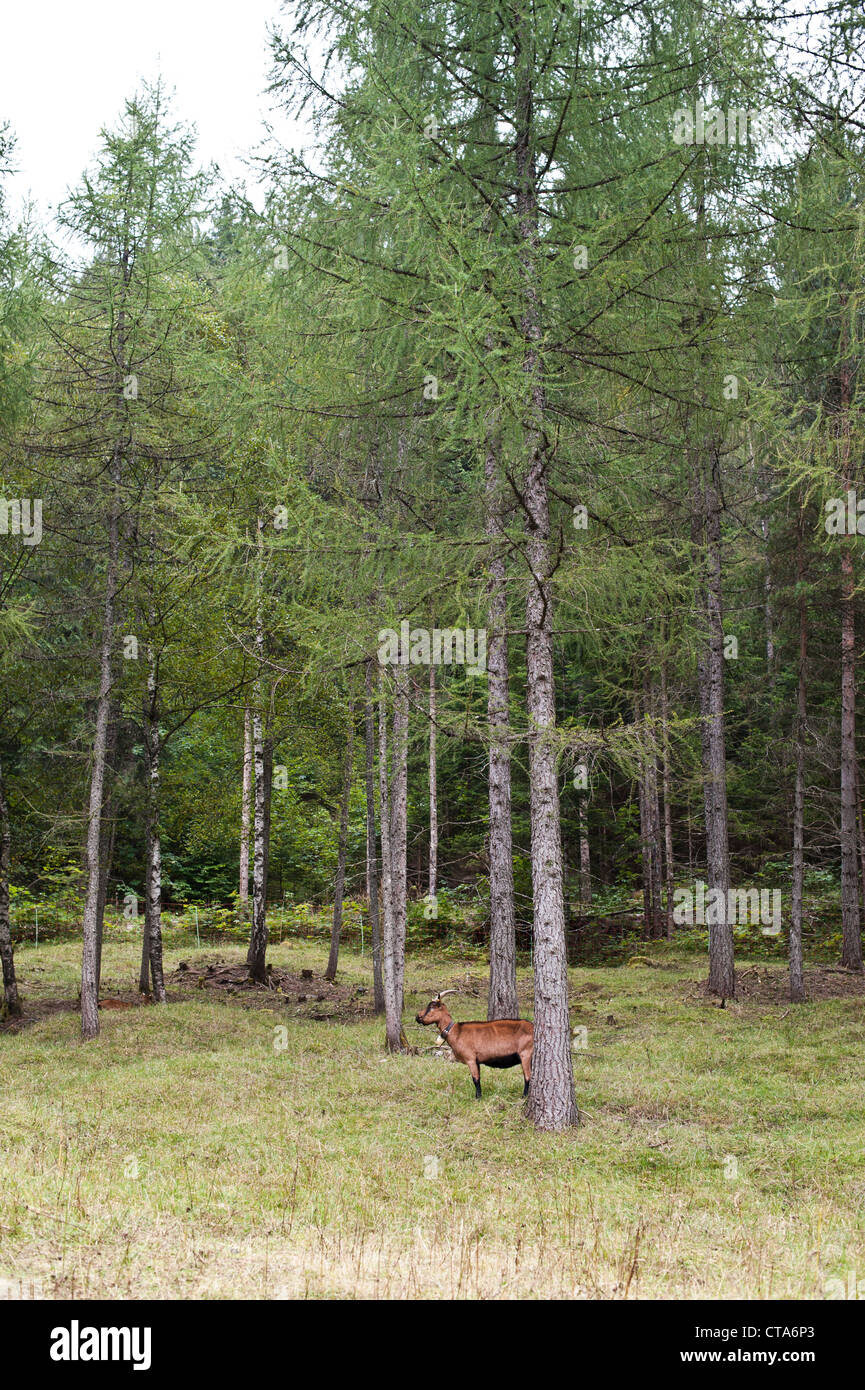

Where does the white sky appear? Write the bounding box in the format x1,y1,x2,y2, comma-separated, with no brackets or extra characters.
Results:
1,0,312,226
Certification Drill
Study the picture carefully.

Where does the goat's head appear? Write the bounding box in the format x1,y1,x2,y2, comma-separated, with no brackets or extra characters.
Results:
415,990,457,1027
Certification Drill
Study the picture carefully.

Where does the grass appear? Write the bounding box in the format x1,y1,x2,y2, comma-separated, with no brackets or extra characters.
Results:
1,934,864,1299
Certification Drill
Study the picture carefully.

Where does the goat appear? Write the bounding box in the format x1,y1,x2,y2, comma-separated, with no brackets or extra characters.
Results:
415,991,533,1099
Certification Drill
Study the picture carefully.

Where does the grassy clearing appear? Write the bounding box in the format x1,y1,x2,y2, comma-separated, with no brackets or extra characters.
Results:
1,935,864,1299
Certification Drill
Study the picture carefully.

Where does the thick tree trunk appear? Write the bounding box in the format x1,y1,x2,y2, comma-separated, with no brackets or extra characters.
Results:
692,448,734,996
485,429,518,1019
326,704,354,981
387,668,409,1051
379,668,401,1050
0,752,21,1017
839,401,862,967
790,538,807,1003
81,457,120,1039
428,667,437,903
239,705,252,911
515,11,578,1129
365,661,384,1013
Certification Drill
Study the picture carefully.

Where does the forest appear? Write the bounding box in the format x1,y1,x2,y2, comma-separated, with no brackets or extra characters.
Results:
1,0,865,1305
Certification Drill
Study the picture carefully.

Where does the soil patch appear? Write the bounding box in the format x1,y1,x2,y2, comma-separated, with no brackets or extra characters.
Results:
166,956,368,1019
685,964,865,1007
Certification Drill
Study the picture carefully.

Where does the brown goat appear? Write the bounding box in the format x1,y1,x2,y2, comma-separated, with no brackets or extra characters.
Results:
416,991,533,1099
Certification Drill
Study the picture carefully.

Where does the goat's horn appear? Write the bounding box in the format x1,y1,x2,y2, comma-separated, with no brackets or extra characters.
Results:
437,989,458,998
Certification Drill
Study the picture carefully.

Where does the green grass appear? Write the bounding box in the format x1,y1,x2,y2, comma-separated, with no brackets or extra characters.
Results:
1,936,864,1298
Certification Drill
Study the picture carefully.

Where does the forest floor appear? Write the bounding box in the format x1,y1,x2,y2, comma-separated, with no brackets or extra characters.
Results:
1,935,864,1299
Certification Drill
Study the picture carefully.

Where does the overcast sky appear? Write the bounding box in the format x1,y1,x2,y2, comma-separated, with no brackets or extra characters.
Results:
1,0,310,226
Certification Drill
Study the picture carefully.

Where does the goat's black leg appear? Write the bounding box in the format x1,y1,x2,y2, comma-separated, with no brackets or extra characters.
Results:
523,1079,530,1098
472,1074,482,1100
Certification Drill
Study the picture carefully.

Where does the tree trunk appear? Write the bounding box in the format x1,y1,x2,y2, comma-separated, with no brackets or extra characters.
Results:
515,10,578,1129
839,375,862,969
428,667,438,903
387,667,409,1051
660,662,675,940
692,447,734,996
790,534,807,1003
637,686,663,938
365,661,384,1012
247,516,270,984
579,796,591,910
856,764,865,924
143,645,167,1001
485,428,518,1019
0,751,21,1017
81,452,121,1039
646,679,663,937
95,767,116,993
239,705,252,911
761,515,775,679
326,703,355,981
379,668,401,1050
247,703,269,983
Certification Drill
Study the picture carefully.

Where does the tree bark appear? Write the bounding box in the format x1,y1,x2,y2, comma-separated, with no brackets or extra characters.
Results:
0,751,21,1016
142,643,166,1001
239,705,252,911
856,764,865,924
365,660,384,1012
247,516,271,984
638,684,663,938
387,667,409,1050
326,703,354,981
81,446,121,1039
660,661,675,940
579,796,591,910
790,531,807,1003
485,428,518,1019
515,7,578,1129
247,703,270,983
647,679,664,937
839,369,862,969
428,667,438,903
95,761,116,993
379,667,402,1050
691,447,734,996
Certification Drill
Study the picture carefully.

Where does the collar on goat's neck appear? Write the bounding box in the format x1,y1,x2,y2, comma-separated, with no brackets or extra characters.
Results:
438,1010,456,1037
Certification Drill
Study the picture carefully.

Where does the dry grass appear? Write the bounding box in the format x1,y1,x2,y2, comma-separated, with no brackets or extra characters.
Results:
1,935,864,1299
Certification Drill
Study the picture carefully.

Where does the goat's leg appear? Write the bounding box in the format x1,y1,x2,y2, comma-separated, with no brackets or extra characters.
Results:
521,1050,531,1098
468,1059,481,1100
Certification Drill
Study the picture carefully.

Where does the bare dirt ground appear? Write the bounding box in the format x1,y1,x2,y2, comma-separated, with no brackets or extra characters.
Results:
0,954,371,1033
684,962,865,1008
